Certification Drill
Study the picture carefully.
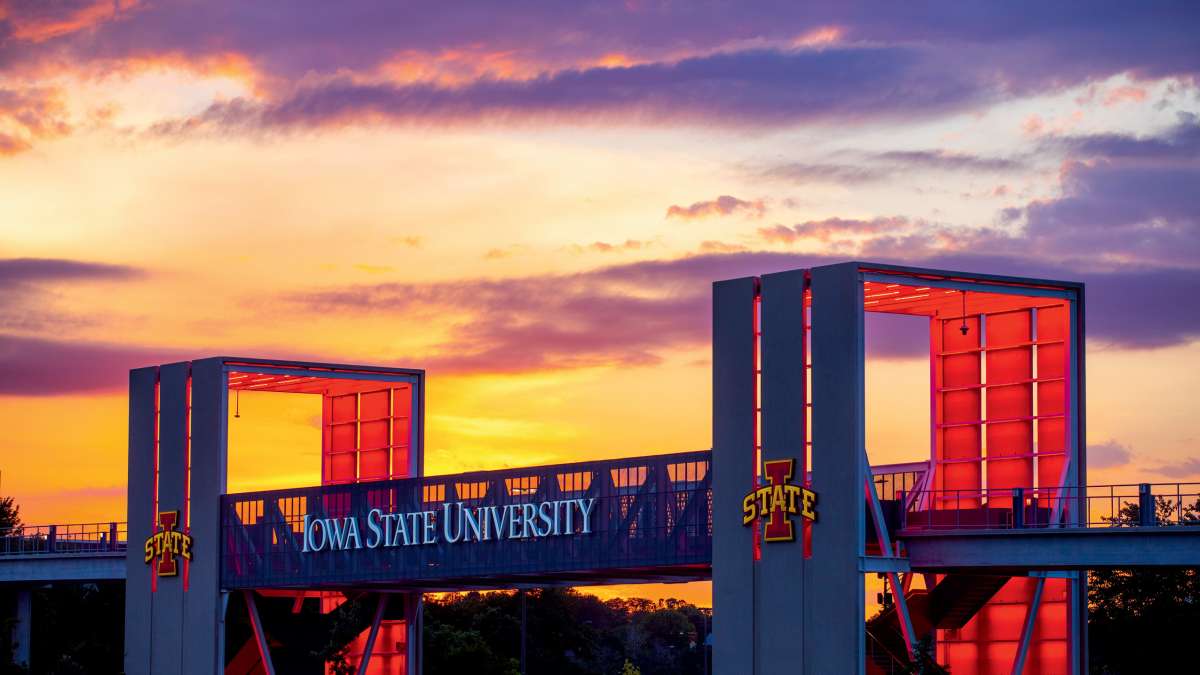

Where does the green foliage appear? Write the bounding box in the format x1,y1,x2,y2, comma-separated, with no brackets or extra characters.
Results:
423,589,710,675
310,594,370,675
0,496,20,532
902,636,948,675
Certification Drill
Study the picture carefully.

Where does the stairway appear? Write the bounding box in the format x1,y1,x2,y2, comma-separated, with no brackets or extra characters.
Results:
927,574,1010,629
865,574,1009,673
866,590,931,674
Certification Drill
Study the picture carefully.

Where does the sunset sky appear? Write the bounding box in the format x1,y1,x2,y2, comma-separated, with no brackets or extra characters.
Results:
1,2,1199,605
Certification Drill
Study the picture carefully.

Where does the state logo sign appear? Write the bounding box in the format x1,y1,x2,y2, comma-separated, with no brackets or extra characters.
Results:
144,510,193,577
741,458,817,543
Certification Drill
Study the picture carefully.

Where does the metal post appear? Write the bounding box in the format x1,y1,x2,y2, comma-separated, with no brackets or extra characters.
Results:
1139,484,1155,526
109,522,119,551
1013,488,1025,529
519,589,527,675
13,588,31,667
47,524,56,553
357,594,390,675
243,590,276,675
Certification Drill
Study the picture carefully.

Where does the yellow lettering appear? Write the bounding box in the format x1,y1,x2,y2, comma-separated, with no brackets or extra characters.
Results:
801,488,818,521
181,534,193,561
743,493,757,524
785,485,800,514
144,538,154,564
771,485,785,513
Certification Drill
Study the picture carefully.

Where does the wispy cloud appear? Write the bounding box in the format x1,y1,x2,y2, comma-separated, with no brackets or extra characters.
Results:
0,87,72,155
759,217,910,244
667,195,764,220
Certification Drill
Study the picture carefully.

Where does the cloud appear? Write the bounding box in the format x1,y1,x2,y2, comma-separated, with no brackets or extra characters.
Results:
0,257,145,333
4,3,1196,144
755,162,890,185
755,150,1023,186
698,240,748,254
569,240,651,254
1089,440,1134,469
280,240,1200,378
1148,457,1200,478
667,195,764,220
1014,114,1200,267
0,257,141,284
759,217,910,244
0,333,191,396
143,43,1050,135
872,150,1022,172
1043,111,1200,161
0,86,72,155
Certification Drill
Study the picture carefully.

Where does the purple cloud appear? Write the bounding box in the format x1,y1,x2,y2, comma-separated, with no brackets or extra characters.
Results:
0,257,140,284
760,217,910,244
281,244,1200,377
0,333,191,396
0,86,70,155
0,257,145,333
754,149,1024,186
1012,115,1200,268
1089,440,1134,469
9,2,1200,88
667,196,764,220
146,46,994,133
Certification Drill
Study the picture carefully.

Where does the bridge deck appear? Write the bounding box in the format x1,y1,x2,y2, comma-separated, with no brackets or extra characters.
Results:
901,527,1200,571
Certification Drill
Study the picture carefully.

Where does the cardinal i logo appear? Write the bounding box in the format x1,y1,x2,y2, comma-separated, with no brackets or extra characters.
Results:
742,458,817,543
144,510,193,576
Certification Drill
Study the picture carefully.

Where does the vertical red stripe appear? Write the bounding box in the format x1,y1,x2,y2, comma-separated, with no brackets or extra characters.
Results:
152,373,160,593
752,285,762,562
183,369,191,591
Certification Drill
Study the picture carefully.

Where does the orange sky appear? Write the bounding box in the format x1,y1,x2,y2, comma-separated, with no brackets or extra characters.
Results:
2,2,1199,608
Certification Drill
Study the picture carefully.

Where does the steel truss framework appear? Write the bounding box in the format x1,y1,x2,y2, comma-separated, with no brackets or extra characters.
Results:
221,451,712,590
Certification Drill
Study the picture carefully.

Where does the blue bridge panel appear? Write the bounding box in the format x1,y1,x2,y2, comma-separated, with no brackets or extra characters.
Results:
220,451,712,590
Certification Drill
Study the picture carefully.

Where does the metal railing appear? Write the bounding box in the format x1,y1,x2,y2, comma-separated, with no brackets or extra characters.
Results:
221,451,712,589
0,522,128,556
902,483,1200,531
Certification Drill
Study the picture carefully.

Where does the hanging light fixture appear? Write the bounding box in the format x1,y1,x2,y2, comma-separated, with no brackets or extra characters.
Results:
234,388,241,418
959,290,970,336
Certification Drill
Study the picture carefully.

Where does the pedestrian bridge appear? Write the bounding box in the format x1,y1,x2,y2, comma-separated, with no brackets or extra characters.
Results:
4,464,1199,586
0,522,126,583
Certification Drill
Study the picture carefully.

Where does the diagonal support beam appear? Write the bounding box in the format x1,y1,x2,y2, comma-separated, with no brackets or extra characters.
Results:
243,590,275,675
1011,577,1046,675
357,593,390,675
864,452,916,660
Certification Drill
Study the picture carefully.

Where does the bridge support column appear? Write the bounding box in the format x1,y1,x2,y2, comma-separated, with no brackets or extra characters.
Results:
12,588,31,667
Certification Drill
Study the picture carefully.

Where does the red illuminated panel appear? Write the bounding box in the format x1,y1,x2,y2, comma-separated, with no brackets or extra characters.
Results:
339,620,407,675
935,315,982,506
391,384,413,479
322,385,415,487
321,594,406,675
939,577,1069,674
985,310,1033,493
359,390,390,481
1035,304,1069,493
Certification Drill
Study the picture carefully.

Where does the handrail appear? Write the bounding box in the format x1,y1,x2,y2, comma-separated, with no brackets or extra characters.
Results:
0,521,128,556
902,483,1200,531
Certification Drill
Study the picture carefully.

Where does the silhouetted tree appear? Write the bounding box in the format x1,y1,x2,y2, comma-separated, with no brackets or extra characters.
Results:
0,497,19,532
1089,495,1200,673
423,589,709,675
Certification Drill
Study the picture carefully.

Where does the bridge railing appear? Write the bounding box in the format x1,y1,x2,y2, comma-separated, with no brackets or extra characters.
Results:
220,450,712,589
0,522,127,556
901,483,1200,531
